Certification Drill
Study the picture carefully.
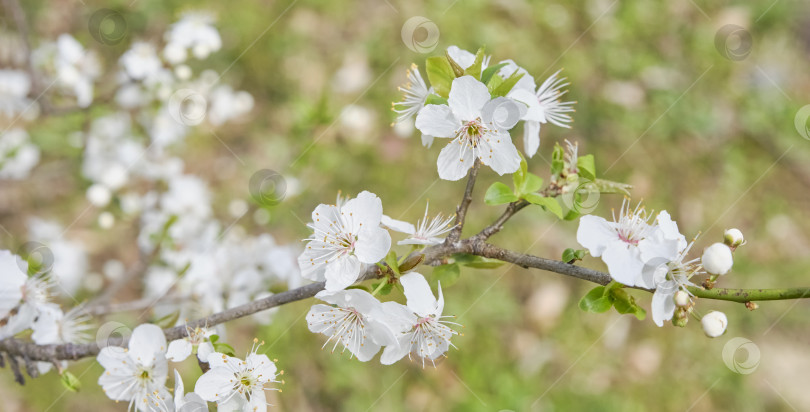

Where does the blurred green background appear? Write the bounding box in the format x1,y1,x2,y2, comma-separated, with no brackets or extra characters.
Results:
2,0,810,410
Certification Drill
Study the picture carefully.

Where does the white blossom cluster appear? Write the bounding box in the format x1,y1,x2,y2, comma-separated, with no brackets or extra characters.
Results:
577,200,740,333
298,191,460,366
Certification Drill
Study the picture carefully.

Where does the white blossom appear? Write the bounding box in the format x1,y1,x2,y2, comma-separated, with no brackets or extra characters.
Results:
306,289,399,361
146,370,207,412
194,344,280,412
0,129,40,180
509,70,575,157
166,326,215,363
380,273,460,367
702,243,733,275
163,12,221,63
576,199,657,287
701,311,728,338
298,191,391,291
393,64,435,147
415,76,524,181
380,202,454,246
724,228,745,248
97,324,170,411
121,42,163,81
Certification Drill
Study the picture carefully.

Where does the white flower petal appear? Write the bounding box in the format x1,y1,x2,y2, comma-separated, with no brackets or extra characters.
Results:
478,132,521,175
167,339,193,362
522,120,541,158
400,272,437,317
415,104,458,137
380,215,416,235
601,241,644,286
651,288,676,327
323,255,362,291
128,324,167,367
354,227,391,264
447,76,490,121
194,367,235,402
576,215,617,257
437,139,474,181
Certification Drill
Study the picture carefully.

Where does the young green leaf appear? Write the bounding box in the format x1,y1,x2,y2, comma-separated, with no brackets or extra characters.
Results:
384,250,401,276
491,71,525,97
371,281,394,296
213,342,236,357
452,253,505,269
578,286,613,313
590,178,632,195
433,263,461,287
463,47,485,80
487,74,504,94
481,62,509,85
609,287,647,320
445,51,465,77
551,143,565,176
424,94,448,106
426,56,455,97
61,371,82,392
518,173,544,196
562,248,587,264
577,154,596,180
523,193,563,219
484,182,519,205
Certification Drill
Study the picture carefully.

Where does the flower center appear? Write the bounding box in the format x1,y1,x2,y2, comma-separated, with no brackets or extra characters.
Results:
455,118,487,148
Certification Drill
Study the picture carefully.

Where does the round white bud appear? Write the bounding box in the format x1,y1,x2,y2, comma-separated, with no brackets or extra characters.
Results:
724,228,744,248
86,184,112,207
98,212,115,229
702,243,733,275
701,311,728,338
673,290,690,308
174,64,192,81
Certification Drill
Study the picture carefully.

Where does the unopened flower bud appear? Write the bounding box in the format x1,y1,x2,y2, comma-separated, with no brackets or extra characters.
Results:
702,243,733,275
701,311,728,338
672,308,689,327
673,290,690,308
724,228,744,249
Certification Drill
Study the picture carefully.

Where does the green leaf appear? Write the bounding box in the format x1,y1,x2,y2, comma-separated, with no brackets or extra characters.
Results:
433,263,461,287
452,253,504,269
484,182,518,205
590,178,632,195
578,286,613,313
512,153,528,191
609,287,647,320
152,311,180,329
424,94,448,106
551,143,565,176
345,285,370,292
524,193,563,219
209,334,220,344
562,248,586,264
61,371,81,393
384,251,400,276
491,71,525,97
519,174,544,196
371,281,394,296
213,342,236,357
445,50,465,77
426,56,455,97
486,73,504,94
481,63,508,85
463,47,485,79
577,154,596,180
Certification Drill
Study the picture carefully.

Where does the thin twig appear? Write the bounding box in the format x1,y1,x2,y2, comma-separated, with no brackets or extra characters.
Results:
447,160,481,243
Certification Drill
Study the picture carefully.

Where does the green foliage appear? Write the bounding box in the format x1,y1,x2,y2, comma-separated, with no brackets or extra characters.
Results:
432,263,461,287
576,154,596,180
452,253,504,268
463,47,486,80
562,248,586,264
425,56,455,97
371,280,394,296
424,94,448,105
490,71,525,97
524,193,563,219
481,62,508,85
578,282,646,320
210,335,236,356
60,371,81,393
484,182,518,205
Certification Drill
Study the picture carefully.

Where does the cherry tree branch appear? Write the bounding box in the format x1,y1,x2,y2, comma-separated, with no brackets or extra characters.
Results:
447,160,481,243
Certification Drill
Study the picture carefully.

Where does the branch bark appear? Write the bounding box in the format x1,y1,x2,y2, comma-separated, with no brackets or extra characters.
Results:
446,160,480,243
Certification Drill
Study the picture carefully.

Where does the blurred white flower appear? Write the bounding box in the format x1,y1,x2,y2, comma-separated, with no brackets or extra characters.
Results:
0,69,35,119
393,64,434,146
0,128,39,179
164,12,221,63
33,34,101,108
207,84,253,126
166,326,215,362
121,42,163,81
0,250,33,339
